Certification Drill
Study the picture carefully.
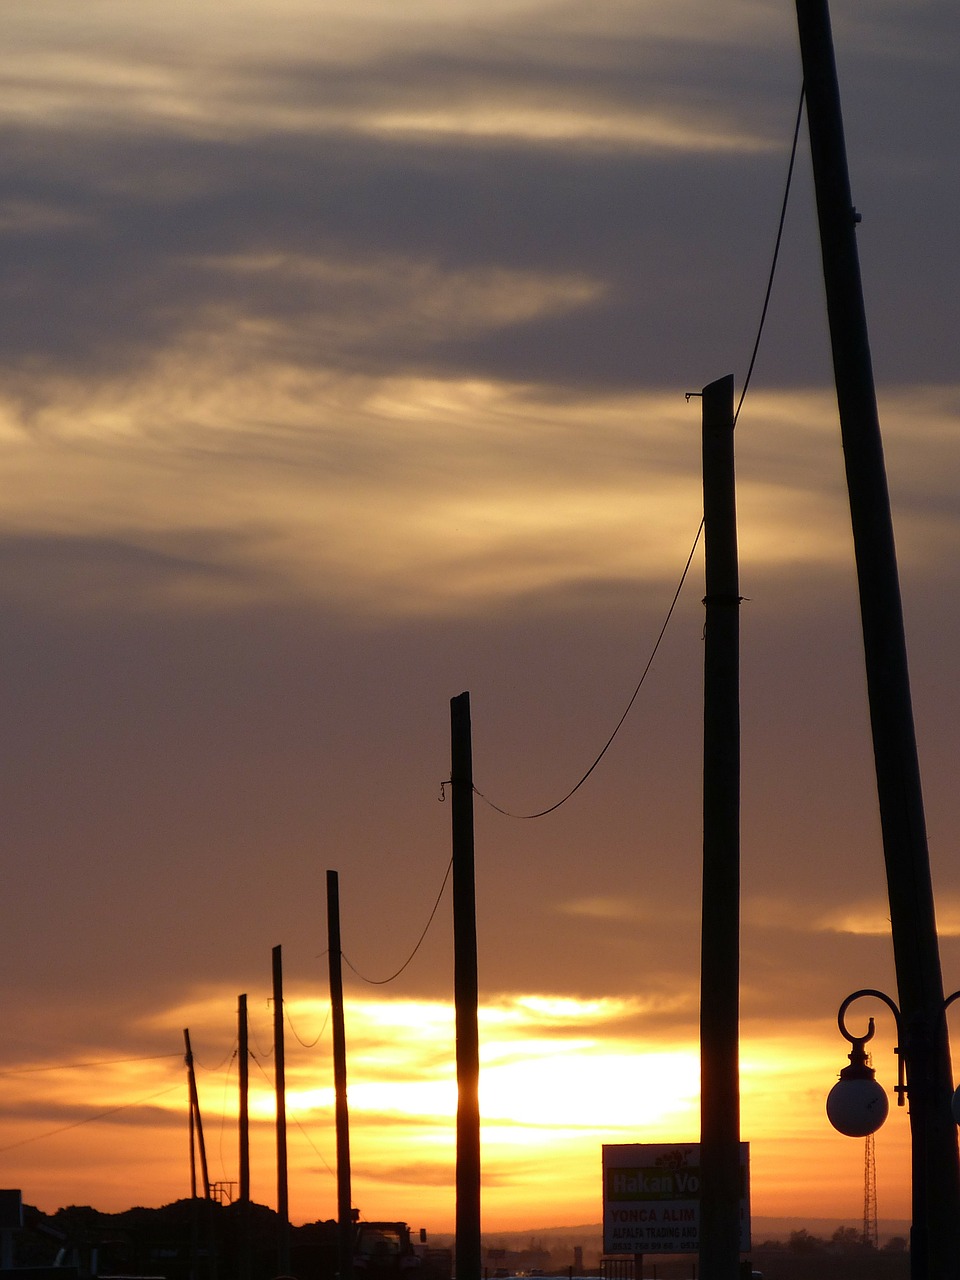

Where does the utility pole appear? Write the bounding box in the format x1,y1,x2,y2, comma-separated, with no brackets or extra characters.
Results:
184,1027,210,1280
189,1085,197,1201
238,993,251,1280
184,1028,210,1199
451,692,481,1280
795,3,960,1274
698,375,742,1280
327,869,354,1280
273,945,291,1276
239,994,250,1205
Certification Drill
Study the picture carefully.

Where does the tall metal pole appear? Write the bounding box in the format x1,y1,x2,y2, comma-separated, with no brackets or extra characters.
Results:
451,691,481,1280
272,944,291,1276
327,869,354,1280
699,375,742,1280
795,4,960,1274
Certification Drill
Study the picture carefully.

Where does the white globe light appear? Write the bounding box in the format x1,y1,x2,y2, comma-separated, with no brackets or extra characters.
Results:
826,1076,889,1137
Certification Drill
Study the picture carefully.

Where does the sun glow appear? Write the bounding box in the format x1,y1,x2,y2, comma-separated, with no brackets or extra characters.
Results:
0,988,916,1229
481,1047,699,1131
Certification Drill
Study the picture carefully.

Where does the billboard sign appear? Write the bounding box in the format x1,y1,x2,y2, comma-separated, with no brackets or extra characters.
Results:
602,1142,750,1255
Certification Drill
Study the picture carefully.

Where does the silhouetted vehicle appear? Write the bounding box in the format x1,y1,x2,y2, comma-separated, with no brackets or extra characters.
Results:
353,1222,451,1280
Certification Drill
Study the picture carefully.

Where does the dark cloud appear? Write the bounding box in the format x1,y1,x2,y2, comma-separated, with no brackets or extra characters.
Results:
0,123,802,390
0,532,262,610
1,0,954,402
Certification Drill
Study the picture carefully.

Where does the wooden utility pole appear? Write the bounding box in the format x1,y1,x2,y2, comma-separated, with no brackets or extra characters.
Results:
184,1028,203,1280
327,869,354,1280
238,993,251,1280
239,994,250,1204
698,375,742,1280
184,1028,210,1199
795,3,960,1274
451,692,481,1280
188,1088,197,1200
272,945,291,1276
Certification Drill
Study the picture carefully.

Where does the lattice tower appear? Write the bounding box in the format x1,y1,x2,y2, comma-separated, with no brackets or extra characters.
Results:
863,1130,879,1248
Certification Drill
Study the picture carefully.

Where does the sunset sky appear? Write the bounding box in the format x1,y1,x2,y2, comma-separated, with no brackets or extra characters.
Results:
0,0,958,1238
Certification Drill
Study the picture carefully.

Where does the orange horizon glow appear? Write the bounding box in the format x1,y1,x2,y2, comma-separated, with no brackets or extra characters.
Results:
0,988,914,1232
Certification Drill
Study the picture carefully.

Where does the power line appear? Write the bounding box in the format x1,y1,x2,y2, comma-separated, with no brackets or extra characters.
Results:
285,1004,329,1049
468,83,805,822
0,1052,181,1077
216,1048,238,1182
249,1052,336,1179
0,1083,183,1155
250,1017,275,1061
473,525,702,820
193,1040,239,1073
342,857,453,985
735,83,806,425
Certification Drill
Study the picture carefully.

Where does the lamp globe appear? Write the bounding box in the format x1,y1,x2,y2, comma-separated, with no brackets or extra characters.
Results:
827,1075,889,1137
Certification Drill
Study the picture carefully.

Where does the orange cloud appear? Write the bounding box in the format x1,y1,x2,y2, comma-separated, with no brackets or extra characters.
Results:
1,983,917,1229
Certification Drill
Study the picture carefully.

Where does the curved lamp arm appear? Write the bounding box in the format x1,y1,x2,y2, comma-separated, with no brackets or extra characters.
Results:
837,988,906,1106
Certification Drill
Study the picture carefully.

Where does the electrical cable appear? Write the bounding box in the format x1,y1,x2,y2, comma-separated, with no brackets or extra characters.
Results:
217,1048,238,1181
249,1052,336,1178
285,1004,329,1049
193,1040,239,1073
469,82,806,822
0,1083,183,1155
250,1020,275,1061
289,1113,337,1179
735,83,806,425
0,1052,181,1077
472,527,702,820
342,857,453,985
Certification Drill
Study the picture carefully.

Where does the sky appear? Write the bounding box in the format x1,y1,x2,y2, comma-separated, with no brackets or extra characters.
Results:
0,0,958,1239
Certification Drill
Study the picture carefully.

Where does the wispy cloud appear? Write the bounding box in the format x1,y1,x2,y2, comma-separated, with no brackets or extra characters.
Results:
741,893,960,940
2,370,908,621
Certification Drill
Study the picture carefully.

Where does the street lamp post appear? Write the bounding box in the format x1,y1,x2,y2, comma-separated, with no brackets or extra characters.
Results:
827,989,960,1275
795,1,960,1270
